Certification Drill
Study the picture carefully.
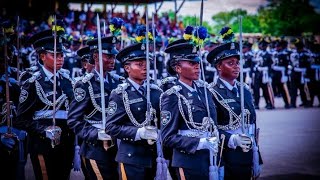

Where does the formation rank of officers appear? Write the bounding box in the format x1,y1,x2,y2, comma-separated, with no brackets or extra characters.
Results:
0,20,264,180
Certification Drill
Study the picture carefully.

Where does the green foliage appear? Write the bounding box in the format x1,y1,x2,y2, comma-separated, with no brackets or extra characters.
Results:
258,0,320,36
206,0,320,36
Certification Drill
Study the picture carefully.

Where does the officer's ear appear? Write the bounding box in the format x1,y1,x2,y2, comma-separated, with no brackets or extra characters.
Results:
175,61,183,74
93,52,98,63
124,62,131,74
39,52,46,62
216,62,222,71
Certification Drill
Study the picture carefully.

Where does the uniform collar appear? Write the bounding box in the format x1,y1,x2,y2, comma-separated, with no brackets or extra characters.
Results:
178,80,197,92
219,78,237,91
94,69,109,83
127,78,145,90
42,65,59,80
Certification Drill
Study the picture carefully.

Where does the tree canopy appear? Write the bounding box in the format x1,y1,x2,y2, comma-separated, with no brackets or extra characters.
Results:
209,0,320,36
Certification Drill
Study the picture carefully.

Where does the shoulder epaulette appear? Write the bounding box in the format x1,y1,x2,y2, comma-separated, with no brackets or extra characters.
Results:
110,73,125,82
28,71,41,83
236,81,250,90
113,82,130,94
194,79,208,87
207,82,217,89
160,76,177,86
165,85,182,95
82,73,94,83
150,83,163,92
59,68,70,74
59,68,71,79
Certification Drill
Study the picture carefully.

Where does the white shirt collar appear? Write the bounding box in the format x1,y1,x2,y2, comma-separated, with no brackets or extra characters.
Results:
128,78,145,90
42,65,55,80
94,69,109,82
179,80,197,92
219,78,237,91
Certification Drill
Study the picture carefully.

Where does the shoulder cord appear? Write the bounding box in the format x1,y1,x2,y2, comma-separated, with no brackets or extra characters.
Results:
160,87,212,132
122,88,156,128
208,87,250,131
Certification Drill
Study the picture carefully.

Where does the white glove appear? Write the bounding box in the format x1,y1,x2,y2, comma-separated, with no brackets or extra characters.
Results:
137,127,157,140
98,129,112,140
197,137,219,153
233,134,252,152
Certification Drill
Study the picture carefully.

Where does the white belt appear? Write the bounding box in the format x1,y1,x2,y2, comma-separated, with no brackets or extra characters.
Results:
178,130,210,138
272,65,285,72
34,110,68,120
85,120,104,129
91,123,104,129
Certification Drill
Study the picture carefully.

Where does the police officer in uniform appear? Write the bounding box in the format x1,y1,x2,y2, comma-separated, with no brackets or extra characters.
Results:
76,46,94,79
68,36,123,180
0,21,27,180
105,42,163,180
15,32,75,180
252,40,274,109
289,40,312,108
207,42,262,179
239,41,253,89
160,40,219,179
310,44,320,107
272,40,291,108
63,35,83,79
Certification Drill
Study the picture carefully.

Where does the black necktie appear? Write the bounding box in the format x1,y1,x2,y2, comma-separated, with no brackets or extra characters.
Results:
139,86,146,96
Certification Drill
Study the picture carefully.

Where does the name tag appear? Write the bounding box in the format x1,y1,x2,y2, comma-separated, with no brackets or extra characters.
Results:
128,98,143,104
94,93,108,98
223,99,236,103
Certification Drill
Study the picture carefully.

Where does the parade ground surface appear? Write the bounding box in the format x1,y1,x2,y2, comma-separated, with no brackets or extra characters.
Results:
24,97,320,180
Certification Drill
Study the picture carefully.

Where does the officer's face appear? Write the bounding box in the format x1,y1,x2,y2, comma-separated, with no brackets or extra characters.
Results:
94,53,115,72
217,56,240,81
176,61,200,82
40,52,64,72
124,59,147,84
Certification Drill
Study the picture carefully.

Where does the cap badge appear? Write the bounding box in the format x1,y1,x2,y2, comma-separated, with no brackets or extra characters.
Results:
192,46,197,53
230,43,235,50
141,43,145,50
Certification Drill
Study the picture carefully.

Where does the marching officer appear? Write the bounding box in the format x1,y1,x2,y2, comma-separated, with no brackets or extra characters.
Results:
75,46,94,79
63,34,83,79
67,36,123,180
207,42,263,179
0,21,27,180
252,40,274,109
151,36,166,80
310,44,320,107
240,41,253,88
160,40,219,179
289,40,312,108
105,42,163,180
272,40,291,108
15,30,75,180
